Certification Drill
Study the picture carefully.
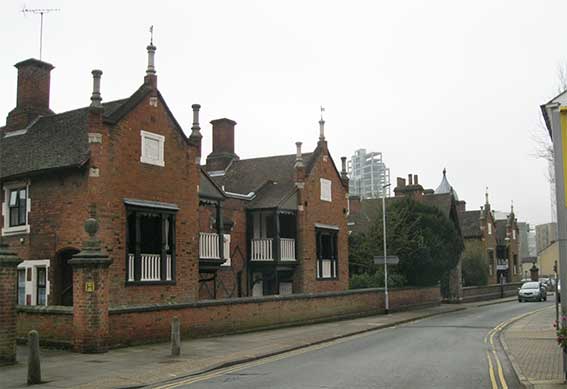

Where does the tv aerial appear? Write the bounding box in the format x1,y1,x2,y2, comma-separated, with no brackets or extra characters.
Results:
22,6,60,60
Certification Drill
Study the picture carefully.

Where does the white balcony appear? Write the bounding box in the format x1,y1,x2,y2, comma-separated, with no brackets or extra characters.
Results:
128,253,172,282
250,238,296,262
199,232,231,264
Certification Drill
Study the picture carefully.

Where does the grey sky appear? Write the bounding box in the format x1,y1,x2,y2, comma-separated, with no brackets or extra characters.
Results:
0,0,561,226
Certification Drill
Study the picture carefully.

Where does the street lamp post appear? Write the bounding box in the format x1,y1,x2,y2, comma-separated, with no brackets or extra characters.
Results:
382,183,392,314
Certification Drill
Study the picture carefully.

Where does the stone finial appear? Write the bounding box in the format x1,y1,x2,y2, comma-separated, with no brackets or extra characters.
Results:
146,44,157,75
295,142,304,168
319,119,325,142
90,70,103,108
69,216,111,266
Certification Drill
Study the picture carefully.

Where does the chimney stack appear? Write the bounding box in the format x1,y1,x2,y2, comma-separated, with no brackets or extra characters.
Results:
413,174,418,185
319,118,325,142
396,177,406,189
144,44,157,88
340,157,349,184
189,104,202,164
408,174,413,185
206,118,239,171
295,142,304,167
90,70,103,109
6,58,55,130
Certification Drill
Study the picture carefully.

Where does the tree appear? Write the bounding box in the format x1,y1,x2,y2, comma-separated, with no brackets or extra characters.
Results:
461,246,488,286
349,198,463,287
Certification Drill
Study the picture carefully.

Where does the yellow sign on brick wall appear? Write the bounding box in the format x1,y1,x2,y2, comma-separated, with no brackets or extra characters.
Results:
85,281,95,293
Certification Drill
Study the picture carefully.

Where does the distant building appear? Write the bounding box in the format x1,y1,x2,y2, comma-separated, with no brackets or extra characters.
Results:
517,222,530,260
536,222,557,254
347,149,390,199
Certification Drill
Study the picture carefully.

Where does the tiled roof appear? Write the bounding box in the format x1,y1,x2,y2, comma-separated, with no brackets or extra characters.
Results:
211,152,315,209
0,99,128,180
459,210,482,238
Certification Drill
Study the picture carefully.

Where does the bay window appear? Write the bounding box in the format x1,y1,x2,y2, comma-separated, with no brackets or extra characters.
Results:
126,202,176,284
316,228,338,279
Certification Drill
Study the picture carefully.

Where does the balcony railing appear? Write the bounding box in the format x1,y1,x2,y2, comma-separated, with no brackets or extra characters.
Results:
128,253,172,282
250,238,296,262
280,238,296,261
199,233,231,263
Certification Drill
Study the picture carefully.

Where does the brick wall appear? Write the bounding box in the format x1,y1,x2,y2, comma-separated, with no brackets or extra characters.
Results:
108,286,440,347
16,306,73,347
461,282,522,303
296,147,349,293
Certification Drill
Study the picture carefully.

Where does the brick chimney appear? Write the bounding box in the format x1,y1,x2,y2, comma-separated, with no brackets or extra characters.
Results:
206,118,239,171
6,59,55,130
188,104,203,164
349,196,361,214
394,173,424,200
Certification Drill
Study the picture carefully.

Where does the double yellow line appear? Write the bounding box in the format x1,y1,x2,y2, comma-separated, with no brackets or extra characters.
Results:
484,307,550,389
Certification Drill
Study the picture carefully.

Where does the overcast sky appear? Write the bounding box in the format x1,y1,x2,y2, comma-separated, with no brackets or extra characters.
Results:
0,0,562,226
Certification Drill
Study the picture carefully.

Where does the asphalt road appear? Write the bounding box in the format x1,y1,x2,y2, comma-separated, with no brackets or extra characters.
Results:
160,298,554,389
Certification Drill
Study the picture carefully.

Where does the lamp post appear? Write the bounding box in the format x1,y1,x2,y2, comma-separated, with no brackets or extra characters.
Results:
382,183,392,314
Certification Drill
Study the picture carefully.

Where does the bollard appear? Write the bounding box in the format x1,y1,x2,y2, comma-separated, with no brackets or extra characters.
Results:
171,317,181,357
27,330,41,385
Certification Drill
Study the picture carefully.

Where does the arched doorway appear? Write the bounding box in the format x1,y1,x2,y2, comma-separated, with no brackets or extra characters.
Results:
55,248,79,306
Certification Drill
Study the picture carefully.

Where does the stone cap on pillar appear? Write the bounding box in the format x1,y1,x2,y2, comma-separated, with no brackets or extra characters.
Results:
0,239,21,267
69,217,112,268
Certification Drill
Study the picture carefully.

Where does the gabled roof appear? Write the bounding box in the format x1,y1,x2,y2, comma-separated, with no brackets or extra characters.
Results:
0,99,128,180
210,152,315,209
540,89,567,138
459,210,482,238
495,219,508,245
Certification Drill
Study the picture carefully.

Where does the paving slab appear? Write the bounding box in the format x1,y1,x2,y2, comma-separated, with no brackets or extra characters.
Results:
502,305,566,388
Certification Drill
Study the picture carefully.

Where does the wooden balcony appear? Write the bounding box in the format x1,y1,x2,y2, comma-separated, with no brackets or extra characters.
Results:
250,238,296,262
199,232,231,272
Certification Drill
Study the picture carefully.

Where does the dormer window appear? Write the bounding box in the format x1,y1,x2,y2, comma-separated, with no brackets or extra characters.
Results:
140,130,165,167
2,182,30,236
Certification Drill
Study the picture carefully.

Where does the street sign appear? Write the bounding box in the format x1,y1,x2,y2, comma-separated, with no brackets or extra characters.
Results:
373,256,399,265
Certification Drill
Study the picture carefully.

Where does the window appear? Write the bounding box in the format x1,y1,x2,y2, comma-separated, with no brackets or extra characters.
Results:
140,130,165,167
3,183,30,236
320,178,332,202
17,269,25,305
316,229,338,279
36,267,47,305
487,223,492,235
512,229,516,240
126,207,176,283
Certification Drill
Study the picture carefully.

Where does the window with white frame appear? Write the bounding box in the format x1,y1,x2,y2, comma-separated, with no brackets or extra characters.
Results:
2,183,30,236
320,178,332,202
36,267,47,305
140,130,165,167
487,223,492,235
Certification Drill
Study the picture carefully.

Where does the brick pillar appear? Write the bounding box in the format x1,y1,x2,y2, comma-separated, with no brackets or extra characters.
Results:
0,240,22,365
530,264,539,282
69,217,112,353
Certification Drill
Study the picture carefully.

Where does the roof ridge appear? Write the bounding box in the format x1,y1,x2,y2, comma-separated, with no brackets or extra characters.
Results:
235,152,314,163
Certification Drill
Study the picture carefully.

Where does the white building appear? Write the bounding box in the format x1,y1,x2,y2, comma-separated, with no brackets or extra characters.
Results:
347,149,390,199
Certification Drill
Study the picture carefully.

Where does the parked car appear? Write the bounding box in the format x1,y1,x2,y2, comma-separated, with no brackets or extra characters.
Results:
518,281,547,302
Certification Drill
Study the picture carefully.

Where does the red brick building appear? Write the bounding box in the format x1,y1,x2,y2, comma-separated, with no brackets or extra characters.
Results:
199,117,350,298
0,45,350,309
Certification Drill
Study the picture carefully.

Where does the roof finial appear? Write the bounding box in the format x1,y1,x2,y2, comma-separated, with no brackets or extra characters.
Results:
149,25,154,45
319,106,325,142
485,186,489,204
146,26,156,76
511,200,514,214
443,168,446,176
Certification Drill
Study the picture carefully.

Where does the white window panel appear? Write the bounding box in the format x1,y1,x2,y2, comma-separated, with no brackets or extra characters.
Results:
320,178,332,202
279,282,293,295
140,130,165,167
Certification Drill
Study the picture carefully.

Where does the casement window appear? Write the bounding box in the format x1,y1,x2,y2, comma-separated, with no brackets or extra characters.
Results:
320,178,332,202
17,269,25,305
487,223,492,235
316,228,338,279
140,130,165,167
36,267,47,305
126,204,176,284
2,183,31,236
512,229,516,240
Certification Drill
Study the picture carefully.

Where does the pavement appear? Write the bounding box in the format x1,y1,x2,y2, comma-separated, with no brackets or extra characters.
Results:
0,296,531,389
502,298,566,388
